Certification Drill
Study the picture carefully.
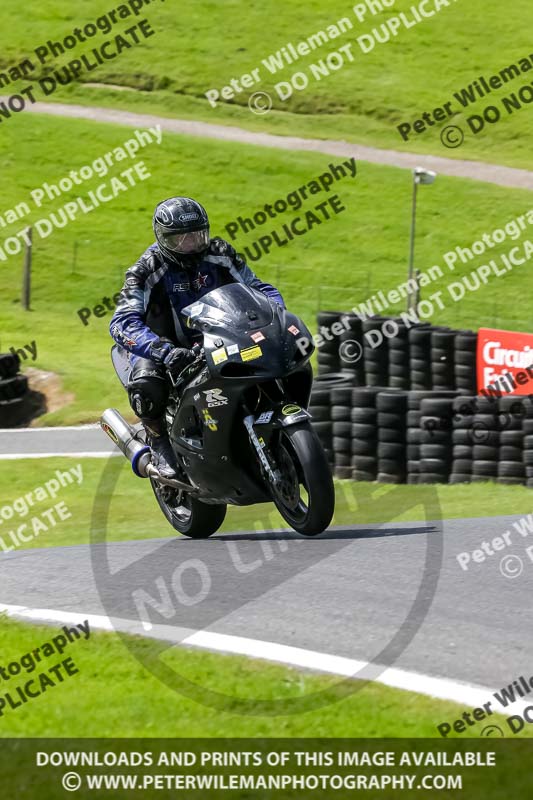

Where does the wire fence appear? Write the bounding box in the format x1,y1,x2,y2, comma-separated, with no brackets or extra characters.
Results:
12,235,533,334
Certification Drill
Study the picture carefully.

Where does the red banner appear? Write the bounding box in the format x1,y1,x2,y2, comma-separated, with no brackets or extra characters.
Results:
477,327,533,395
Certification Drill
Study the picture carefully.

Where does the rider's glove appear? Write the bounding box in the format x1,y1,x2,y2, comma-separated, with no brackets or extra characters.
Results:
150,339,195,372
163,346,196,373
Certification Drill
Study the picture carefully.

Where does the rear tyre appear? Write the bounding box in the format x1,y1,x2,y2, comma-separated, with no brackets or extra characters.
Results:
269,423,335,536
150,479,226,538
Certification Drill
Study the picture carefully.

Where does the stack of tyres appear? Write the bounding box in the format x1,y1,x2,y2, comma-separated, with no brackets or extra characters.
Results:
332,385,354,479
471,396,500,482
431,329,456,392
387,322,410,390
0,374,28,403
339,314,365,384
522,400,533,488
408,326,432,390
309,384,333,467
310,373,354,469
351,387,380,482
497,395,526,485
406,390,432,484
419,396,454,483
316,311,342,375
376,390,407,483
0,352,31,427
363,317,389,387
450,395,476,484
0,352,20,381
454,330,477,393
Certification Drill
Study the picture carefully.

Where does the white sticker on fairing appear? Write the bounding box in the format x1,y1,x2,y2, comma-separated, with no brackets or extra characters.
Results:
189,303,204,317
227,344,239,355
203,388,229,407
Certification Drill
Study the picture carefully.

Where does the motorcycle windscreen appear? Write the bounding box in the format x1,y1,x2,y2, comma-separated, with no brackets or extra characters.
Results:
181,283,274,331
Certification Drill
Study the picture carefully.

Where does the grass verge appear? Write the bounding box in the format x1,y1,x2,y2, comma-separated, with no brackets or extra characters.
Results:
0,457,531,552
0,615,526,738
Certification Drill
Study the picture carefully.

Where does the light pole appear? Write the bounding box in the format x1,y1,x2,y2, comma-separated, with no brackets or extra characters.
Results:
407,166,437,312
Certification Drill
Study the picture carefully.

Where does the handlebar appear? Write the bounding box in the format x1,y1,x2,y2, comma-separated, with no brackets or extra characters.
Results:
167,344,205,389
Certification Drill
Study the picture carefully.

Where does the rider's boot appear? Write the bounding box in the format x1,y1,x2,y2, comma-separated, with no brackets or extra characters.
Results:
141,417,179,479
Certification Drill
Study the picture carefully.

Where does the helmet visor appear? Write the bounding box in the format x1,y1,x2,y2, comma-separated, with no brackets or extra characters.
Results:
162,228,210,255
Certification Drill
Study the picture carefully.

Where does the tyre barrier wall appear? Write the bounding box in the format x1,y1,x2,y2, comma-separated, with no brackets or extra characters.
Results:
0,352,34,427
316,310,477,393
310,312,533,487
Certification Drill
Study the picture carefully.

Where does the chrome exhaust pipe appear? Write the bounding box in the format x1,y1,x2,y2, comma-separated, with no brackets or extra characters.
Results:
100,408,198,494
100,408,153,478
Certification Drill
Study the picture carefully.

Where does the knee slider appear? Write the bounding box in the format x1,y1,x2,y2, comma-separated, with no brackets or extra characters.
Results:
128,374,168,419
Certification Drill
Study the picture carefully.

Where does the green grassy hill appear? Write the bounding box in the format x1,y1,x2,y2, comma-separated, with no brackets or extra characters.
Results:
0,111,532,423
0,0,531,425
0,0,532,167
0,0,532,747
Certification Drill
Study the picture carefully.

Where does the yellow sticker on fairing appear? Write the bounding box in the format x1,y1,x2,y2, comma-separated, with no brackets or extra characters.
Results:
202,409,218,431
240,345,262,362
212,347,228,364
282,404,301,415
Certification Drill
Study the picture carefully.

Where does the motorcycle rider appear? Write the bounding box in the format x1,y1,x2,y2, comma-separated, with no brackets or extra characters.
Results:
110,196,285,480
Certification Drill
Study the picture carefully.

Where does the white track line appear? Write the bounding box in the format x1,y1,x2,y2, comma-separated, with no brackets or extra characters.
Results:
0,452,120,460
0,425,100,432
0,602,529,718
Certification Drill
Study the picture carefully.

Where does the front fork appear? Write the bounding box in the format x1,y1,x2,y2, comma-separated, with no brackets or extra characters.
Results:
243,403,311,485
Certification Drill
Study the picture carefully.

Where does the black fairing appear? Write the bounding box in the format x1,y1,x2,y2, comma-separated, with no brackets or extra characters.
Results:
169,284,314,506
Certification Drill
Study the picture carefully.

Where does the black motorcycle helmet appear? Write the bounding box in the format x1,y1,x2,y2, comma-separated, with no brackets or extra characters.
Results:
153,197,210,266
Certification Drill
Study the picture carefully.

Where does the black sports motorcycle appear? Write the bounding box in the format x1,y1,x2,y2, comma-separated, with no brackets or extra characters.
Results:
101,283,334,537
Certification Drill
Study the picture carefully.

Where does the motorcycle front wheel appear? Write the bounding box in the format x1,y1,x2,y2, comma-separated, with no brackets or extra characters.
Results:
150,479,227,538
269,423,335,536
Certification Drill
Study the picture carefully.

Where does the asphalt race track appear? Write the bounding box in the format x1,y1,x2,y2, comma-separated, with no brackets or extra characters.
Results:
0,425,119,458
2,426,533,707
2,512,533,696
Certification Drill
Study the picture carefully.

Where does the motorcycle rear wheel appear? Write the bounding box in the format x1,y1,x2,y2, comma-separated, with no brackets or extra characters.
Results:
269,423,335,536
150,479,226,538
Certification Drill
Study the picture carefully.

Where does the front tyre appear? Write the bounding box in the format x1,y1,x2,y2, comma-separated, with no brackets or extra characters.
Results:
269,423,335,536
150,479,226,538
